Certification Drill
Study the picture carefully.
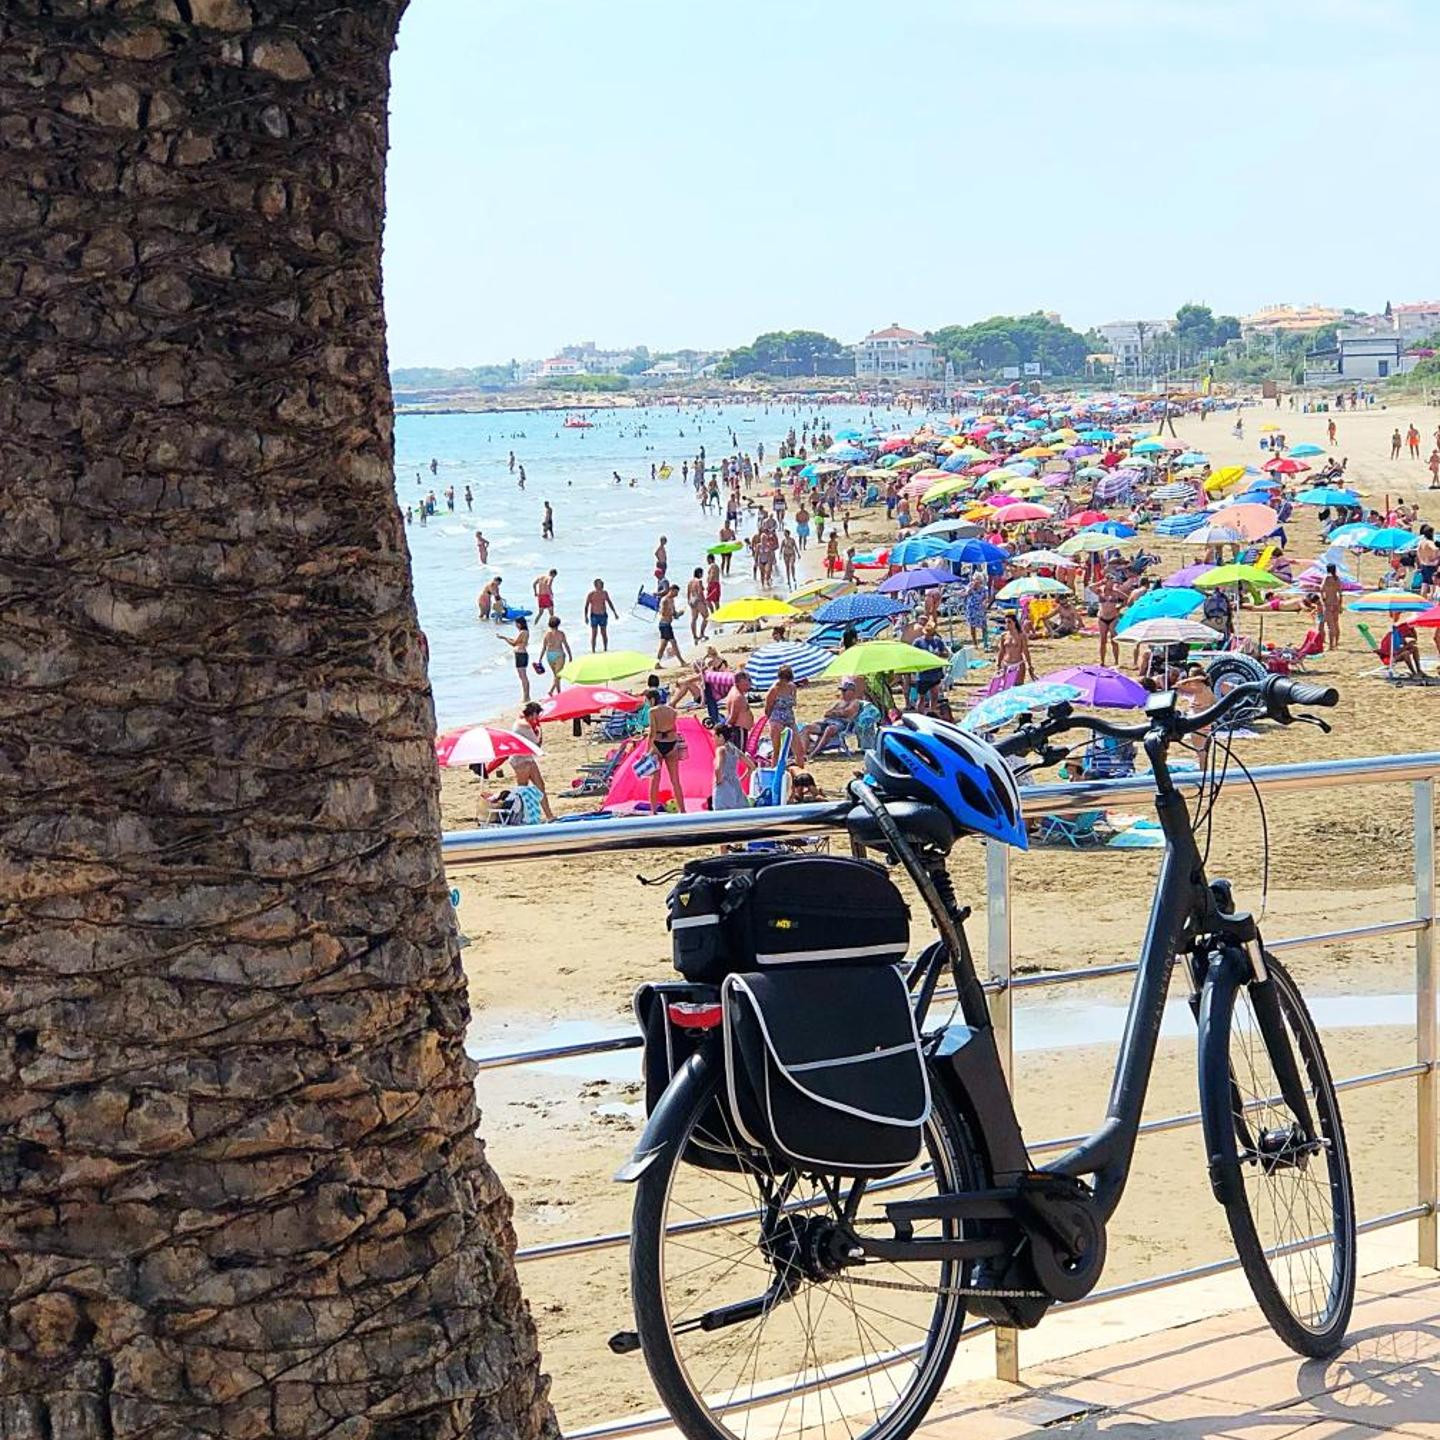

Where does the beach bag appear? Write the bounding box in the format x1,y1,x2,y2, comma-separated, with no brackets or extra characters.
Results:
633,982,747,1172
722,967,930,1176
666,854,909,984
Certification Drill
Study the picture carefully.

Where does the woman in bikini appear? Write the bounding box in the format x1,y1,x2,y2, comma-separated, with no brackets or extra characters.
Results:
645,689,687,814
763,664,805,763
541,616,571,696
1095,577,1124,667
503,617,533,703
995,613,1035,682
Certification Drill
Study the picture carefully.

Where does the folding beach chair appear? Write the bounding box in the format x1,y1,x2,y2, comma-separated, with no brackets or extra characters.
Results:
1034,810,1110,848
572,737,640,796
975,663,1022,701
749,728,793,806
1080,735,1137,780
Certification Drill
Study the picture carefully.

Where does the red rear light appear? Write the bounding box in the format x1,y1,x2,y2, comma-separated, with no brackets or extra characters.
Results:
668,1001,723,1031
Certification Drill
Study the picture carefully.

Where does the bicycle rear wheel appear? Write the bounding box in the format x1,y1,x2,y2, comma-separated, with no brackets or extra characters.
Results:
1199,948,1356,1356
630,1061,983,1440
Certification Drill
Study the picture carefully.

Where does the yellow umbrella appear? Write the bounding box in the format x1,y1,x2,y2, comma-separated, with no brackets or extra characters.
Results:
921,476,973,506
965,503,998,520
891,455,930,470
820,640,948,680
1006,478,1050,497
708,597,799,624
787,577,854,610
984,467,1020,486
1058,531,1138,556
1203,465,1246,495
1017,445,1056,459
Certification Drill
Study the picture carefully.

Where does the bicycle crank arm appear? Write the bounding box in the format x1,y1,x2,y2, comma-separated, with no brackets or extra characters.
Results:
607,1290,783,1354
855,1235,1010,1263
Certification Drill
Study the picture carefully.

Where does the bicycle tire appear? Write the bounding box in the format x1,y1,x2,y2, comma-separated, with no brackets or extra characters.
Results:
631,1058,982,1440
1198,948,1356,1356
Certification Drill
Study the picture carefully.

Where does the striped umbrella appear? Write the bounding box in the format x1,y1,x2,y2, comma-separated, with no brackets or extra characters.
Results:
739,642,835,688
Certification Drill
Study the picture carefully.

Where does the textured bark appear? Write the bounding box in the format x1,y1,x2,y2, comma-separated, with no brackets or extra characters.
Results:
0,5,554,1437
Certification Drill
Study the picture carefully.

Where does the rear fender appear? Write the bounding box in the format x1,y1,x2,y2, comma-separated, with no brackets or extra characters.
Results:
614,1043,718,1182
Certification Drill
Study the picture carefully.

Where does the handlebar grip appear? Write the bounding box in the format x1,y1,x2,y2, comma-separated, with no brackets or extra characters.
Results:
1269,678,1339,710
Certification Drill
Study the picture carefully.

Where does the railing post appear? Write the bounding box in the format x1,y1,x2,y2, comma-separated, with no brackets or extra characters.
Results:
1415,779,1437,1268
985,840,1021,1385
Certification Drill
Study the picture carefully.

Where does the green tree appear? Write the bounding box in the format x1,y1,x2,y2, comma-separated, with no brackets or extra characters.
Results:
716,330,850,378
929,313,1089,378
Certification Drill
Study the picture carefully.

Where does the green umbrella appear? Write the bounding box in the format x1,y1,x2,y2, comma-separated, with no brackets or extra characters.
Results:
1192,564,1282,591
996,576,1071,600
564,650,655,684
777,457,807,469
821,640,946,679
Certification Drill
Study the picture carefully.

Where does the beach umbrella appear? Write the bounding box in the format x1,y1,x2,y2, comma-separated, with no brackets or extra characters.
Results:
1259,423,1282,432
921,476,974,506
1208,503,1279,540
1364,528,1418,553
740,641,835,688
1180,522,1244,547
709,597,799,624
1194,564,1283,592
1296,563,1363,592
889,534,951,565
1009,549,1076,570
1131,438,1167,454
994,502,1054,522
1203,466,1247,495
777,457,807,469
1123,587,1205,623
565,650,656,685
1295,487,1361,508
1406,605,1440,629
1037,665,1148,709
942,538,1009,566
1082,520,1138,538
833,428,864,440
786,577,853,610
706,541,743,555
997,576,1071,600
878,567,958,594
820,640,947,680
1287,443,1326,457
961,682,1084,733
1261,457,1309,475
1077,466,1110,482
1067,509,1111,527
1058,530,1134,556
914,518,981,539
1079,428,1116,441
1163,563,1215,588
825,444,869,461
812,593,904,624
1325,523,1378,549
1347,591,1430,613
1116,617,1221,645
535,684,644,724
1176,451,1209,467
1154,481,1198,500
434,724,543,768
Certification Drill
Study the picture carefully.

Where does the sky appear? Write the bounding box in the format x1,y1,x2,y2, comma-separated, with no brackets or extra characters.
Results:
383,0,1439,368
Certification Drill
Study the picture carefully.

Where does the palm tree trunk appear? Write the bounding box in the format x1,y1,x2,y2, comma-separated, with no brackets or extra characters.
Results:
0,5,554,1437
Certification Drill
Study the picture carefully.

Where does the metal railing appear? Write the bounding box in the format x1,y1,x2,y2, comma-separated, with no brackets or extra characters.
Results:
445,751,1440,1432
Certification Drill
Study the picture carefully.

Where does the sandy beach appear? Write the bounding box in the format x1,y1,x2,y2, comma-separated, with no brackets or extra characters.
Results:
443,394,1440,1428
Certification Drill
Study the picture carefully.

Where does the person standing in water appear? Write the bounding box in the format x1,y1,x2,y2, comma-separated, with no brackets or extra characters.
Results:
586,577,619,652
533,568,557,615
518,464,527,489
656,584,685,666
541,500,554,539
654,535,669,583
686,567,709,643
463,484,473,512
474,531,489,564
503,617,533,703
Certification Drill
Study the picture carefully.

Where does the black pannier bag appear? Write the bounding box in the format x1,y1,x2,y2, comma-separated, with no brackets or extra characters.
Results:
633,982,747,1172
667,854,909,983
722,966,930,1176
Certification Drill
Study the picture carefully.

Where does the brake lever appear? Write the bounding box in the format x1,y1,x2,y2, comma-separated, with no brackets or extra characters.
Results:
1295,712,1332,734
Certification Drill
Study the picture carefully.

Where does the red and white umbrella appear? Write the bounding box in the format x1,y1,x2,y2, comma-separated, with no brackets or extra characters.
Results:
536,684,644,724
434,725,542,768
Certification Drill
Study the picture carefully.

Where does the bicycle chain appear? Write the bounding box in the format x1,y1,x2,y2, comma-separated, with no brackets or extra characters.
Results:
843,1273,1044,1299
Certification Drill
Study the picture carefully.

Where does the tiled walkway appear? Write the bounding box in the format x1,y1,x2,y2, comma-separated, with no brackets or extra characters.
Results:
920,1266,1440,1438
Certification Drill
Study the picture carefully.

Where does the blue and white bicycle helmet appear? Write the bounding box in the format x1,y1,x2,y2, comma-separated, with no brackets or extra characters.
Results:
867,713,1028,850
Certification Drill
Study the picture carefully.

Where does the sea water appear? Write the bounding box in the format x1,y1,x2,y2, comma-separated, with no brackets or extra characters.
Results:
394,401,884,726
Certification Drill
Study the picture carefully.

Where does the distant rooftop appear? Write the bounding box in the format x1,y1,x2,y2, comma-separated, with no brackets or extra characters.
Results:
863,324,924,341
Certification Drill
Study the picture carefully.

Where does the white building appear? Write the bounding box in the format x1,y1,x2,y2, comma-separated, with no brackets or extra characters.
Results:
853,325,936,382
1303,327,1418,385
1391,303,1440,340
1097,320,1170,378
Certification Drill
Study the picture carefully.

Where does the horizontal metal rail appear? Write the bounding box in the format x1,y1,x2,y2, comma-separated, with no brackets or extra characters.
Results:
515,1063,1427,1267
443,751,1440,866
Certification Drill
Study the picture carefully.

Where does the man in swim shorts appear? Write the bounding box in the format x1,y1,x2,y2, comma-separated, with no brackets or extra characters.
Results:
586,577,618,652
534,568,557,613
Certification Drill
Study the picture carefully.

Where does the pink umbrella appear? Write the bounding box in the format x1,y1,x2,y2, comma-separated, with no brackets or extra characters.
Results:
995,502,1054,522
435,724,543,768
1209,503,1279,540
536,684,644,723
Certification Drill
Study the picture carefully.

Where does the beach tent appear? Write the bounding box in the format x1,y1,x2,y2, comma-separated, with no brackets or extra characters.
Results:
603,716,716,813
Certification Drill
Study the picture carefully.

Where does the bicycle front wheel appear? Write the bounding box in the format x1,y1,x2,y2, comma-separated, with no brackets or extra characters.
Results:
630,1061,983,1440
1199,948,1356,1356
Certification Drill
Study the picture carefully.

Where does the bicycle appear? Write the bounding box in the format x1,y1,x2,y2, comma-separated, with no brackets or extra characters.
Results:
613,675,1355,1440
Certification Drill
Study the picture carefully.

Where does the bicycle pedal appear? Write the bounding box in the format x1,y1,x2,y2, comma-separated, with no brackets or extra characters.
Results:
608,1330,641,1355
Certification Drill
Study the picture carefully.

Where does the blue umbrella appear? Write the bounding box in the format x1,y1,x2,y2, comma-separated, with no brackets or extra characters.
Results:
878,566,958,594
1082,520,1138,538
1287,443,1325,458
1079,428,1116,441
1155,511,1211,538
889,534,950,565
1365,528,1418,553
962,682,1083,733
1122,587,1204,624
740,641,834,688
1176,451,1209,466
825,444,869,461
1295,487,1361,508
812,593,905,624
942,538,1009,566
939,453,970,472
1327,522,1377,545
833,428,864,440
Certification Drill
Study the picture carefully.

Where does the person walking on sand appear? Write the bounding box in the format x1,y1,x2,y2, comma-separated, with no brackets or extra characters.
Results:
533,567,557,615
586,577,618,652
503,617,534,703
1319,564,1343,650
541,616,572,695
1391,428,1404,460
1429,449,1440,489
686,567,710,643
1327,418,1337,446
780,528,799,588
541,500,554,539
656,584,685,666
645,689,687,815
1408,425,1422,459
